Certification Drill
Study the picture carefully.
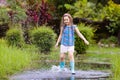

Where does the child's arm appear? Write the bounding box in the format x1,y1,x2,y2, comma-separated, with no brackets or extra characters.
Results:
75,27,89,45
55,27,63,47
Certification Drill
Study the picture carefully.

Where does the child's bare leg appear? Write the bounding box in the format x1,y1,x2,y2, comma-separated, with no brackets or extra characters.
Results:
68,52,74,61
59,53,65,70
60,53,65,61
68,52,75,74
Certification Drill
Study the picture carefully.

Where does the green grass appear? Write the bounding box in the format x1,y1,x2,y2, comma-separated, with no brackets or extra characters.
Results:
87,44,120,54
85,45,120,62
49,48,59,60
0,39,38,79
86,44,120,80
111,53,120,80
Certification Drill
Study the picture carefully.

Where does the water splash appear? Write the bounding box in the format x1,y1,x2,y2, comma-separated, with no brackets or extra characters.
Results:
51,65,70,72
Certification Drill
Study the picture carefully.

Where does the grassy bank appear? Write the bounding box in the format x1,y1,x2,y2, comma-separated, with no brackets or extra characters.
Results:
111,53,120,80
85,45,119,62
0,39,38,79
86,45,120,80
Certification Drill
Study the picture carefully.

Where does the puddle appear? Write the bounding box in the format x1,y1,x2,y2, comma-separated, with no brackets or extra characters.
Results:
9,65,111,80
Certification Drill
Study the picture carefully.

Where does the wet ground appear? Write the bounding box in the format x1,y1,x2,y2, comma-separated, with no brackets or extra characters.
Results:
9,65,111,80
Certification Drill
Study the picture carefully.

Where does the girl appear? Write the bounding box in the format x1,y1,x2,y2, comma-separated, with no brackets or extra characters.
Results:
55,13,89,75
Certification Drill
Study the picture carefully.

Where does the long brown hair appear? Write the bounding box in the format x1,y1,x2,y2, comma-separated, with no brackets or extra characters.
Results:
60,13,73,28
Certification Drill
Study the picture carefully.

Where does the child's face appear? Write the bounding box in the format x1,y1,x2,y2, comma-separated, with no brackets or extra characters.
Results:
63,16,70,25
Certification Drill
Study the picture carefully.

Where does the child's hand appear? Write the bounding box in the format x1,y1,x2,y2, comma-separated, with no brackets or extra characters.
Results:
84,40,89,45
55,43,58,49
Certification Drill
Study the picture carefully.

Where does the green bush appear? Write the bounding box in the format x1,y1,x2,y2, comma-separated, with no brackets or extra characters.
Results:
107,36,118,44
101,36,118,44
64,0,99,20
100,1,120,34
6,27,24,47
30,26,56,53
0,7,9,25
99,36,118,47
75,23,94,54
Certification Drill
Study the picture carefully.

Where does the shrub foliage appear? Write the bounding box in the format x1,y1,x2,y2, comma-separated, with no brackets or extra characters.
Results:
75,23,94,54
30,26,56,53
